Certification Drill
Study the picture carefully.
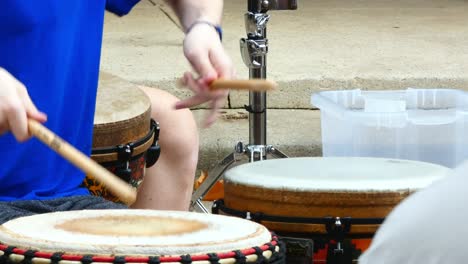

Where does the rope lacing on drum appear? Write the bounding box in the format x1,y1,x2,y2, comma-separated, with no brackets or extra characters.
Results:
179,254,192,264
148,256,161,264
233,250,247,264
50,252,64,264
265,242,276,253
268,240,287,264
113,256,126,264
81,255,94,264
207,253,220,264
0,236,285,264
252,246,265,264
22,249,37,264
0,246,15,263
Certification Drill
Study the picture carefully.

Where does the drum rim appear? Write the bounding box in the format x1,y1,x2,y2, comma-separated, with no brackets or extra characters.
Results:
92,108,151,149
0,234,281,263
0,210,273,256
91,119,158,163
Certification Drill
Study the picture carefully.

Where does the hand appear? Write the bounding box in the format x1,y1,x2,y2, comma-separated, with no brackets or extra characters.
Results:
175,22,235,127
0,68,47,141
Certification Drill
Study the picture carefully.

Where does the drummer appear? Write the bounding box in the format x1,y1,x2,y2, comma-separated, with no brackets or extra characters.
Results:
0,0,233,224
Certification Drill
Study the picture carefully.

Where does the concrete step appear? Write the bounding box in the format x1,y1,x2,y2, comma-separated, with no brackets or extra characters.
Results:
193,109,322,171
100,0,468,172
101,0,468,109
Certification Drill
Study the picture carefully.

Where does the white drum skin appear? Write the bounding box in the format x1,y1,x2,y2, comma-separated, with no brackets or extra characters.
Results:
223,157,451,234
0,209,272,256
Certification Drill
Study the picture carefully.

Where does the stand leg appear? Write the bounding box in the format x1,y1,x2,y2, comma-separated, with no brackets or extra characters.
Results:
190,145,288,213
269,146,288,158
190,152,237,212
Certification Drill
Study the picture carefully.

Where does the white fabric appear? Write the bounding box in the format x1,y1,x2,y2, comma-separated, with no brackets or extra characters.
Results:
0,209,271,255
359,161,468,264
225,157,450,191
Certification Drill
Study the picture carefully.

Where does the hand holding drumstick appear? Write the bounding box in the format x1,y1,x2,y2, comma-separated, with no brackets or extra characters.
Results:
0,68,48,141
176,21,277,127
176,75,277,127
0,68,136,205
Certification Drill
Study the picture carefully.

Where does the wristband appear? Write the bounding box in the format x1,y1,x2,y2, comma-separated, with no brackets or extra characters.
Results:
186,20,223,41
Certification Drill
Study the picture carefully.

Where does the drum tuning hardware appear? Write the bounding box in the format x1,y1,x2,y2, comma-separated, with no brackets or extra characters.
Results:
119,165,132,184
117,144,133,161
146,120,161,168
246,212,252,220
335,217,342,226
334,242,344,255
116,144,133,183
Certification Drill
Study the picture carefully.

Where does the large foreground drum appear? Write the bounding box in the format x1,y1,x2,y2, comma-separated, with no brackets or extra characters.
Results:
0,210,285,264
216,157,450,263
83,72,160,202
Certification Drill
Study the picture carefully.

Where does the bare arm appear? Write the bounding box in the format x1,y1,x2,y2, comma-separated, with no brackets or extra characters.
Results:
166,0,234,127
165,0,223,30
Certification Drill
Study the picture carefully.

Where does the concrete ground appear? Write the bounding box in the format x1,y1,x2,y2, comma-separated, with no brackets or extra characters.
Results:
101,0,468,173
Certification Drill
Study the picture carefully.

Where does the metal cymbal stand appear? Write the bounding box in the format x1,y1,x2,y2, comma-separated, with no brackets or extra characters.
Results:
190,0,298,213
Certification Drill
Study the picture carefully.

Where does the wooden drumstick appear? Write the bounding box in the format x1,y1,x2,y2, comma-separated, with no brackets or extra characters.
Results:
28,119,137,206
210,79,277,92
176,78,277,92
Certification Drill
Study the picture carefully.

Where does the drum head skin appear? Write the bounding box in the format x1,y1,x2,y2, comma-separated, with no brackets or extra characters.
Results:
0,210,272,256
225,157,450,192
223,157,451,234
93,72,151,148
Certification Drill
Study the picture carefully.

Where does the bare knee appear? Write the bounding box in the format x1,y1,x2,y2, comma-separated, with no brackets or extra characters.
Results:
138,86,199,163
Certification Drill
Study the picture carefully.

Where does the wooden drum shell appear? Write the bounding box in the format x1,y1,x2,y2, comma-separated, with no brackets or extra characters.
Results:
84,72,154,202
225,183,412,234
223,157,450,235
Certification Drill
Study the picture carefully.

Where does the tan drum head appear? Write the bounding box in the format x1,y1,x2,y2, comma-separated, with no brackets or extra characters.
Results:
223,157,451,234
0,210,272,256
93,72,151,149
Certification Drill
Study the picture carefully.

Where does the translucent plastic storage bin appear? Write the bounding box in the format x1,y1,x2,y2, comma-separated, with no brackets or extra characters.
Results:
311,89,468,168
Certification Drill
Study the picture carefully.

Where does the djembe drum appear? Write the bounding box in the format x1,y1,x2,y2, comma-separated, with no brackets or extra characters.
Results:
0,209,285,264
83,72,160,203
215,157,450,264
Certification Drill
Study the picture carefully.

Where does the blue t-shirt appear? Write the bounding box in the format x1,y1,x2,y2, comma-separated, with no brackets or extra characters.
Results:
0,0,139,201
